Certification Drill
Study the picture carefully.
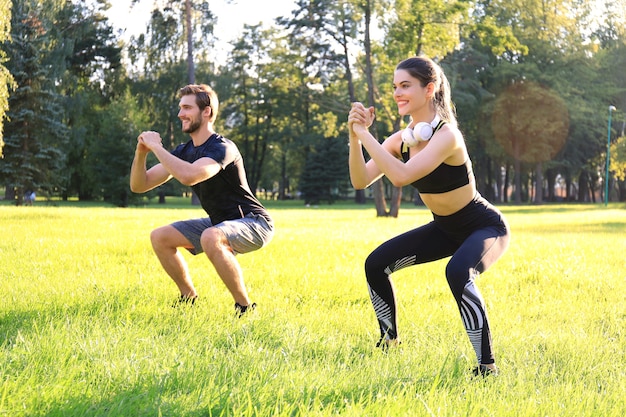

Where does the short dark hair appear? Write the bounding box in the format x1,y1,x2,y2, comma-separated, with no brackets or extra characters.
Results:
178,84,219,123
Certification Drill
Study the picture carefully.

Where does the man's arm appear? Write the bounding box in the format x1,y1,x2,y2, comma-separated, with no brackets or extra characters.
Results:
129,142,171,193
137,131,221,187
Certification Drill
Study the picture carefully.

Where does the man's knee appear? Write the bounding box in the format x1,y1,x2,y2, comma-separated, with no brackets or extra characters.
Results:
150,225,182,250
200,227,230,254
150,226,168,248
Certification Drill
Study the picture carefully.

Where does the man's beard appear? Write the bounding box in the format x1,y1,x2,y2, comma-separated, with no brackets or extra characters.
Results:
182,118,202,134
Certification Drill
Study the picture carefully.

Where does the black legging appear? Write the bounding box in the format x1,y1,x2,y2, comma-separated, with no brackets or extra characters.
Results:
364,193,510,364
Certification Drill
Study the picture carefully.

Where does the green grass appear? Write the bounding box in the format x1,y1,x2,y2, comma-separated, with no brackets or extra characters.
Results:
1,201,625,416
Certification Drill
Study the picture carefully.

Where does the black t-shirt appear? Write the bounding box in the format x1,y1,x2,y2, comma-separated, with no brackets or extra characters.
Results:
171,133,271,225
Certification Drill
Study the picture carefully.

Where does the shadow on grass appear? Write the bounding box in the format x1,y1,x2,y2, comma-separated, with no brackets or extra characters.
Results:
40,387,211,417
500,203,626,215
526,221,626,234
2,298,477,417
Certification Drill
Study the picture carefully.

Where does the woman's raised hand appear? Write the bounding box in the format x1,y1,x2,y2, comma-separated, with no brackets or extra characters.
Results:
348,102,375,136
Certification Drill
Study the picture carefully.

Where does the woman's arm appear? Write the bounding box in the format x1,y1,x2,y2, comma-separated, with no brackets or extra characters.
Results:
349,103,458,187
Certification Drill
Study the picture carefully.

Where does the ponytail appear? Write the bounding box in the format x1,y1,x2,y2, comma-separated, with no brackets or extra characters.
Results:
434,68,457,127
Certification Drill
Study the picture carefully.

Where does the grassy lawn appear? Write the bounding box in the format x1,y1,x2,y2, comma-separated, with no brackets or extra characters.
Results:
1,199,625,416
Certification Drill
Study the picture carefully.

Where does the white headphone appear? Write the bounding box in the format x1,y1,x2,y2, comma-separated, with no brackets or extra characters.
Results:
401,115,441,147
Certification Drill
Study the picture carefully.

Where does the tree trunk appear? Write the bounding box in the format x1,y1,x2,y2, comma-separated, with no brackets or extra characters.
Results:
577,171,587,202
362,0,398,216
389,186,402,218
534,162,543,204
618,180,626,202
589,174,596,203
495,161,503,203
186,0,195,84
546,167,555,201
280,152,288,200
373,179,388,216
503,163,510,203
514,158,522,204
186,0,199,207
355,189,366,204
565,173,572,201
483,157,494,202
4,185,15,203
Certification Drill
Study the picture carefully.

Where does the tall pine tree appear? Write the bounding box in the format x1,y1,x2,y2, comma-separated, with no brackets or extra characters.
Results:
0,0,68,203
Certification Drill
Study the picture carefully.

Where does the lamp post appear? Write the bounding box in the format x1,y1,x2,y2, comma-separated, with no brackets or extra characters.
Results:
605,105,617,206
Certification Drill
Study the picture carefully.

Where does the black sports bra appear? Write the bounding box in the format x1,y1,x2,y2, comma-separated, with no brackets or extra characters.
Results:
400,124,473,194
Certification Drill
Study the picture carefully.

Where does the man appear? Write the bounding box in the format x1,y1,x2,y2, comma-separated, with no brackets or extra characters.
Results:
130,84,274,315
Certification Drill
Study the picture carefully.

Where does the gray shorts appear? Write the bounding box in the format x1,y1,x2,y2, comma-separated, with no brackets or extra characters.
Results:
171,213,274,255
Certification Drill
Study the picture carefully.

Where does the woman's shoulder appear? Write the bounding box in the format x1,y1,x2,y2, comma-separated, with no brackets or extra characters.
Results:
441,124,469,163
437,123,466,146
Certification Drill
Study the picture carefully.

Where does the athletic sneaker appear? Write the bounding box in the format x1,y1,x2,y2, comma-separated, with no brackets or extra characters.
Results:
234,302,256,317
172,294,197,307
472,364,498,377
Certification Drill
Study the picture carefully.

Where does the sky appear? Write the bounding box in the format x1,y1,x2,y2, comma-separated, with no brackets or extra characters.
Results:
105,0,297,65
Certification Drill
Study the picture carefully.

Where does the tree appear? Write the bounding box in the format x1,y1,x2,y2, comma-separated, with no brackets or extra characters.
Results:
127,0,217,204
300,134,350,205
226,2,353,202
278,0,365,203
56,0,123,201
449,0,625,204
220,24,280,197
90,90,150,207
0,0,15,156
593,2,626,202
0,0,70,204
368,0,472,215
492,81,569,204
382,0,469,58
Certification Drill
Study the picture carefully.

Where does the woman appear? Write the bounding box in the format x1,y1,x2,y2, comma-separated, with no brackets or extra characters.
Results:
348,56,510,376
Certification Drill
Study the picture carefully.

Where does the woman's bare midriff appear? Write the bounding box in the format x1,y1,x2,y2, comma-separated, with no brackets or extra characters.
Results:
419,182,476,216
